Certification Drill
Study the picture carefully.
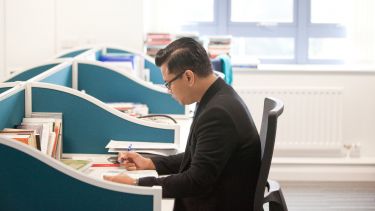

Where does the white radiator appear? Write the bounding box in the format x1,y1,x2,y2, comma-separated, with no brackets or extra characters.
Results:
236,87,344,157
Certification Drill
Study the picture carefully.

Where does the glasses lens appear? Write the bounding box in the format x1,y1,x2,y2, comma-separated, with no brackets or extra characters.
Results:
165,82,170,89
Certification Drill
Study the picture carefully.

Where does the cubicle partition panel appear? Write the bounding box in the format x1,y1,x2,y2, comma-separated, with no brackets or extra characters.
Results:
30,61,73,88
74,48,102,61
144,56,163,84
2,62,61,82
106,47,132,54
0,87,9,94
101,47,162,84
0,84,25,130
0,136,162,211
29,82,180,154
76,61,187,116
57,48,90,58
0,82,21,94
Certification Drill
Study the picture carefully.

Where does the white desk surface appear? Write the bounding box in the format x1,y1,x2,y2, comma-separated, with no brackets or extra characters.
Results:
63,153,174,211
62,117,193,211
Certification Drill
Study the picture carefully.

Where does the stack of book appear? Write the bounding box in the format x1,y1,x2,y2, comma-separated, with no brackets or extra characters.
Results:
207,36,232,59
145,33,173,57
175,32,201,43
0,112,63,159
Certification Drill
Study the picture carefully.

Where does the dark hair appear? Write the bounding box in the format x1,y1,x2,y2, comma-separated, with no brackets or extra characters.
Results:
155,37,212,77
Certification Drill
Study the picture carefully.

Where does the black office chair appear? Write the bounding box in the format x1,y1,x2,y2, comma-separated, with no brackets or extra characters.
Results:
253,97,288,211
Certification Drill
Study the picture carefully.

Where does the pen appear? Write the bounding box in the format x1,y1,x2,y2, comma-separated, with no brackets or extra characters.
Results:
117,144,133,164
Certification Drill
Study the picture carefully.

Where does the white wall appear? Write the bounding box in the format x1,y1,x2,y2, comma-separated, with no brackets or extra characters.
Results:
56,0,144,53
5,0,55,74
0,0,5,80
233,68,375,157
0,0,144,76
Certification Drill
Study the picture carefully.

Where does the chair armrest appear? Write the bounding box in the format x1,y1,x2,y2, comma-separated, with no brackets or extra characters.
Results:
263,180,288,211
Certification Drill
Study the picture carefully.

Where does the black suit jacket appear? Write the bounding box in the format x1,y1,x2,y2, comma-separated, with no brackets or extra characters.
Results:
139,78,261,211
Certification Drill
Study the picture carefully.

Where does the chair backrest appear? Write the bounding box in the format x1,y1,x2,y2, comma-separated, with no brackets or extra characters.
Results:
253,97,284,211
210,55,233,85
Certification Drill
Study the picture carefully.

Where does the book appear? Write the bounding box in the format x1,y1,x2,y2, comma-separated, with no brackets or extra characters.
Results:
31,112,63,160
22,118,54,154
108,148,177,156
106,140,177,150
0,129,38,149
60,159,92,171
106,102,149,117
0,133,36,148
0,113,64,160
101,169,158,180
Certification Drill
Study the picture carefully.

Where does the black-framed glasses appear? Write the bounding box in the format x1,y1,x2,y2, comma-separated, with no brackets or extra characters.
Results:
164,71,185,90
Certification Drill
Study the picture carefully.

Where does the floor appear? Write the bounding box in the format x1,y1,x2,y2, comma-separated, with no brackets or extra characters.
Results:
163,182,375,211
275,182,375,211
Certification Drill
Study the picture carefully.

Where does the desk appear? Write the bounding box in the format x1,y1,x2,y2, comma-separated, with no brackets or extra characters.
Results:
60,117,192,211
64,154,175,211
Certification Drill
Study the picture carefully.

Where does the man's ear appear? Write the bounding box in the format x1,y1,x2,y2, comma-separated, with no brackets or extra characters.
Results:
185,70,195,86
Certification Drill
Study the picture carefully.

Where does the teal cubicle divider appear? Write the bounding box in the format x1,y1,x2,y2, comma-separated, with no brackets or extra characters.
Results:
0,88,25,130
40,64,73,88
4,63,60,82
77,63,185,115
31,84,176,154
0,87,11,94
145,59,163,84
107,47,131,54
58,49,89,58
0,83,164,211
0,140,155,211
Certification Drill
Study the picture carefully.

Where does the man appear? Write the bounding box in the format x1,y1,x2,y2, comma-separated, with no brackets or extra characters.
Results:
104,37,261,211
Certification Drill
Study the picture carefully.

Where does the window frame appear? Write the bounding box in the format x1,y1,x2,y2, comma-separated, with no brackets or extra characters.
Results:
181,0,347,64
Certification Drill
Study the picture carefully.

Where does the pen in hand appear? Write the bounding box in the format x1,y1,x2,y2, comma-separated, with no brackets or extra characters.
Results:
117,144,133,164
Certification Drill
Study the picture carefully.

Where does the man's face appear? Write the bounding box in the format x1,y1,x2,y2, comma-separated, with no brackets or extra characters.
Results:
161,64,191,105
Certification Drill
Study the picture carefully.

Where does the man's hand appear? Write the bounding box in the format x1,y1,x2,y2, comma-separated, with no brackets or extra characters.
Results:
118,151,156,171
103,173,136,185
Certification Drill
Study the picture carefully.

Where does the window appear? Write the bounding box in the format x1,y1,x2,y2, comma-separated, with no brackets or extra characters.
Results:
146,0,375,65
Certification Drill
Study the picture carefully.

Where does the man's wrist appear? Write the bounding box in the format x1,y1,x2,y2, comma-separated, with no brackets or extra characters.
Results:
147,158,156,170
133,178,139,186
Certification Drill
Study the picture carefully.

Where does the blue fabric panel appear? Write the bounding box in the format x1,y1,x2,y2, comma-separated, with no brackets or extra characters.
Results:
105,48,164,84
58,49,89,58
106,48,131,54
0,87,11,94
217,55,233,85
5,63,59,82
95,50,101,60
145,60,164,84
0,91,25,130
32,87,175,154
78,63,185,115
0,144,154,211
40,65,72,88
